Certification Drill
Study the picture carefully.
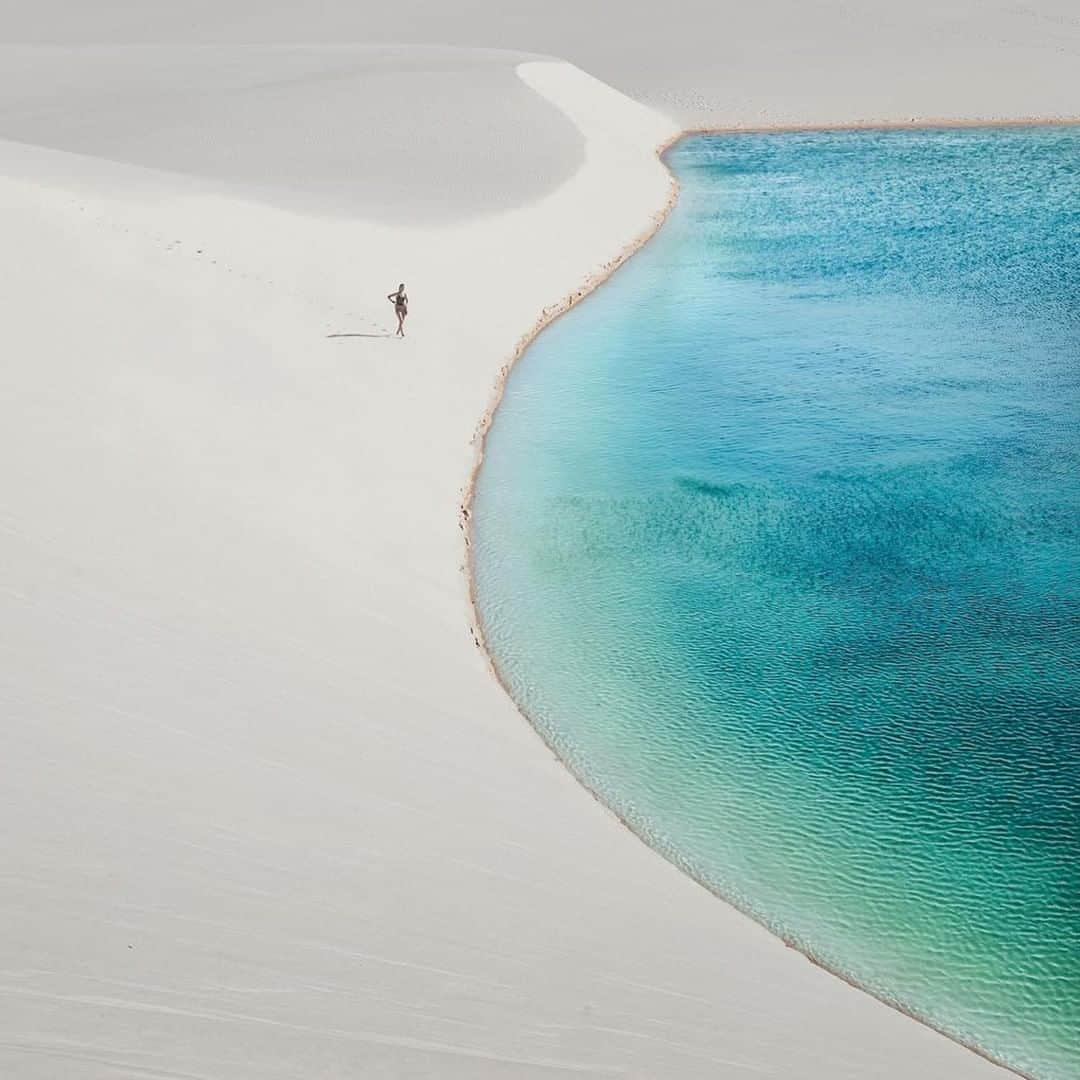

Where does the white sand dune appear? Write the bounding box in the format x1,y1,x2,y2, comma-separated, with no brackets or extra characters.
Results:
3,7,1068,1077
0,45,582,220
6,0,1079,127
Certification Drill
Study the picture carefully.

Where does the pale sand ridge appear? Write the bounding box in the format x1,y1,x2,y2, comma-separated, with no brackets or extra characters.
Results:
0,45,584,221
0,27,1032,1080
5,0,1079,127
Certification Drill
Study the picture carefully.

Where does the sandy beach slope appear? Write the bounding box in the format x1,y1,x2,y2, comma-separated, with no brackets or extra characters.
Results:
0,29,1036,1080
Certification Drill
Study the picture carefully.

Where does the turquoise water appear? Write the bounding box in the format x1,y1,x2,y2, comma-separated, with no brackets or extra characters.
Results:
472,127,1079,1078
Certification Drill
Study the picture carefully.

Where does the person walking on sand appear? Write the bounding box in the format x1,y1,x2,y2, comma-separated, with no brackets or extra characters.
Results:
388,283,408,337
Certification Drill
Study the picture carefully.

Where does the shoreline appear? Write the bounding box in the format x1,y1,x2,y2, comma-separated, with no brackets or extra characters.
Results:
459,119,1061,1080
683,115,1079,135
460,122,682,646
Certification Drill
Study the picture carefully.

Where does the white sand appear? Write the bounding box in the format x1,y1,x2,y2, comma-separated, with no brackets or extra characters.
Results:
0,45,582,220
3,7,1068,1077
6,0,1079,127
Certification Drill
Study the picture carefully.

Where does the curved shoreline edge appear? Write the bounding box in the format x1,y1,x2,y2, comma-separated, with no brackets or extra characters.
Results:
459,94,1071,1080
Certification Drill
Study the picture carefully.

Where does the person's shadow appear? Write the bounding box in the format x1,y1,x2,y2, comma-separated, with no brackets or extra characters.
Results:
327,332,393,339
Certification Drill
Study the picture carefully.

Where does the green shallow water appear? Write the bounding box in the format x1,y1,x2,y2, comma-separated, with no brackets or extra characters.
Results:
472,127,1080,1077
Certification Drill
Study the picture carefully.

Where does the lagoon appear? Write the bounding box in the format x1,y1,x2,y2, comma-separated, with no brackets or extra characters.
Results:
473,127,1080,1078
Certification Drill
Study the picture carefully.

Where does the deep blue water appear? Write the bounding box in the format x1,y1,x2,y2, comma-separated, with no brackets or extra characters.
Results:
472,127,1079,1078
